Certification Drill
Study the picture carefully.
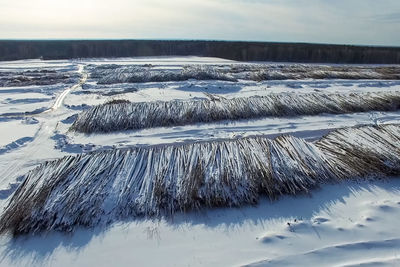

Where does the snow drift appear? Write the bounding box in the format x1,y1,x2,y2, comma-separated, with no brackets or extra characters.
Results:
88,64,400,84
0,124,399,235
70,91,400,133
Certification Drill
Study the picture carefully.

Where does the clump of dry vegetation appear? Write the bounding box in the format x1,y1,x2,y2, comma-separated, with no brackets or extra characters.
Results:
70,91,400,133
0,69,80,87
87,64,400,84
104,99,131,105
89,64,237,84
0,124,399,236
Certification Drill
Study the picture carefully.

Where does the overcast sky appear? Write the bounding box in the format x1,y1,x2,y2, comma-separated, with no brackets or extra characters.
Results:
0,0,399,46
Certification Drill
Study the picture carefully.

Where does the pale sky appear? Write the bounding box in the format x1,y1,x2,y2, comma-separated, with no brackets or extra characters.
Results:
0,0,399,46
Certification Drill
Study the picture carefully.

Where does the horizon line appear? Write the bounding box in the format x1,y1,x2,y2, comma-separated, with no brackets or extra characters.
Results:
0,38,399,48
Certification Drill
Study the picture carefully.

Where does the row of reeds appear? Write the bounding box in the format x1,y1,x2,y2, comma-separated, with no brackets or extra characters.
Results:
70,91,400,133
0,70,79,87
87,64,400,84
1,124,399,235
89,64,237,84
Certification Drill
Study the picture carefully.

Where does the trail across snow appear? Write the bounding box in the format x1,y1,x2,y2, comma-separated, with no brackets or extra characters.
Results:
43,65,87,113
0,64,87,193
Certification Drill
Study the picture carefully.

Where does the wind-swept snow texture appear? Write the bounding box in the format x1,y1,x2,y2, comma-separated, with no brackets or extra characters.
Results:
71,91,400,133
1,124,399,236
88,64,400,84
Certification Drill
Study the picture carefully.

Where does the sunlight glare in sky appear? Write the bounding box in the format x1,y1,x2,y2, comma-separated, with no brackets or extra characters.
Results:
0,0,399,45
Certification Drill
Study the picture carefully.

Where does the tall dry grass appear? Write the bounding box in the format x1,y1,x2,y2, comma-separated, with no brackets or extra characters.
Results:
70,91,400,133
88,64,400,84
0,124,399,235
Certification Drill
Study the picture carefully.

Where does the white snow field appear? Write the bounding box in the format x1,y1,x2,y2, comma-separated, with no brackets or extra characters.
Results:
0,57,400,266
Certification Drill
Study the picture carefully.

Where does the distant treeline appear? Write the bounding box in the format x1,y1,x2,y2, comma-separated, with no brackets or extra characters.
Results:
1,40,400,64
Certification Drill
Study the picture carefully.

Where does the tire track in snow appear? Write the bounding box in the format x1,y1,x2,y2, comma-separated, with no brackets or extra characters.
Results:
244,238,400,267
42,64,87,114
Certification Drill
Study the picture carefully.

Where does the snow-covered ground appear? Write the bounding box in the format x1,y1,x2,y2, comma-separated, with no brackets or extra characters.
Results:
0,57,400,266
1,179,400,267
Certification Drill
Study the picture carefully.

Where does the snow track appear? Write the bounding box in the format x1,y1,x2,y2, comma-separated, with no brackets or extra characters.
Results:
0,64,87,194
245,238,400,267
43,65,87,113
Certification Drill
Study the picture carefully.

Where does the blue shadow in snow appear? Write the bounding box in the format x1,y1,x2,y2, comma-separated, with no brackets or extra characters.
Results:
174,81,243,94
1,179,400,266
